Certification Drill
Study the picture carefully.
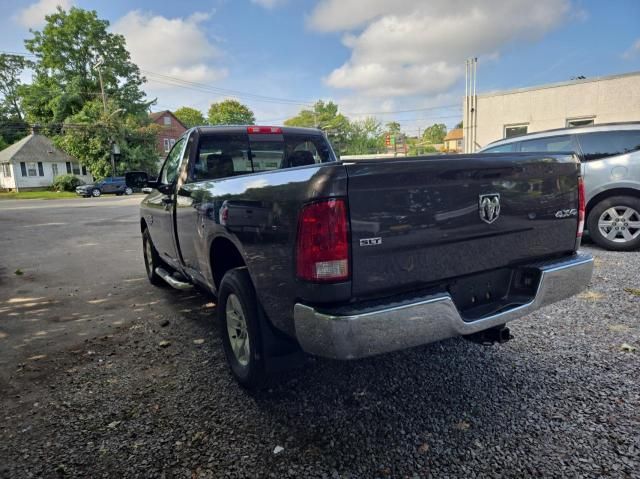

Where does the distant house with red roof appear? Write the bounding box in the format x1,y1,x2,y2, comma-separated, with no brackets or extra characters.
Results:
149,110,187,160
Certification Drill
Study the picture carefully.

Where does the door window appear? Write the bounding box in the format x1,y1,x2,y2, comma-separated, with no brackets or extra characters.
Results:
518,135,575,153
160,138,186,185
576,130,640,161
51,163,58,177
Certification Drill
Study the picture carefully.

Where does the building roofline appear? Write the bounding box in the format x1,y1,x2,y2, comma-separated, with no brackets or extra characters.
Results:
477,70,640,99
149,110,187,130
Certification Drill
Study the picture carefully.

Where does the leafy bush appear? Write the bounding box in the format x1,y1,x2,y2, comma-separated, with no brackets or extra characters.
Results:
52,174,82,192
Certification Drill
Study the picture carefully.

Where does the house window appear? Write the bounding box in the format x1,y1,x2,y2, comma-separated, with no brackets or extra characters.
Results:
72,163,80,175
566,117,595,128
163,138,171,152
504,124,528,138
82,165,87,176
1,163,11,177
163,116,171,126
170,138,176,148
66,161,72,174
38,162,44,176
52,163,59,177
27,162,38,177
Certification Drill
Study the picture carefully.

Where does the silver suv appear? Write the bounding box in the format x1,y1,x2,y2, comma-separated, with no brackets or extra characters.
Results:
480,122,640,251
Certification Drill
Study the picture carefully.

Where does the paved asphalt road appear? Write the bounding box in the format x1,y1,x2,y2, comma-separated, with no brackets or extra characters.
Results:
0,196,157,370
1,197,639,478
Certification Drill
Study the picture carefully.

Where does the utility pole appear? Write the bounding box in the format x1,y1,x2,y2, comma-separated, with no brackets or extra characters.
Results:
93,57,107,115
464,57,478,153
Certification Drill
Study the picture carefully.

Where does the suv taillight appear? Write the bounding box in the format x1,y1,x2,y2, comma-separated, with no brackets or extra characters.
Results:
577,176,585,237
296,199,349,282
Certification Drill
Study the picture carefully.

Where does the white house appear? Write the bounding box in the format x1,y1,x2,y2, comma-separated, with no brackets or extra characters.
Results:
0,130,92,191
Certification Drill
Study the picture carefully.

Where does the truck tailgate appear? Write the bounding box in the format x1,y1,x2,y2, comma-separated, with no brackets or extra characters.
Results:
345,153,580,298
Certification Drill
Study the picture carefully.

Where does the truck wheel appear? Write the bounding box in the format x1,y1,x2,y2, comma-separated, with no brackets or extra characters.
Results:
587,196,640,251
218,268,267,389
91,188,101,197
142,229,167,287
124,187,133,195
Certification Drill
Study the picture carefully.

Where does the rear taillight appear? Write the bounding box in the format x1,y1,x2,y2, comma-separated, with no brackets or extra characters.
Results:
296,199,349,282
577,176,585,237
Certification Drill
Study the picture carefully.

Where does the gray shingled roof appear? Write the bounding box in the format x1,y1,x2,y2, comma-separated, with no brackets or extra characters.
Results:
0,133,76,163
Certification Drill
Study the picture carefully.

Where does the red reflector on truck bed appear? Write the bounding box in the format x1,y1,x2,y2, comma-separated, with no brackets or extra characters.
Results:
296,199,349,282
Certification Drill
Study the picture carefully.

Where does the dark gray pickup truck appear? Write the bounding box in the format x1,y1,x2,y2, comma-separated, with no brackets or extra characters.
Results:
130,125,594,388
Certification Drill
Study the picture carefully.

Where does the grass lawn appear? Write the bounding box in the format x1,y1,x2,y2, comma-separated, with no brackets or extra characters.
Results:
0,191,78,200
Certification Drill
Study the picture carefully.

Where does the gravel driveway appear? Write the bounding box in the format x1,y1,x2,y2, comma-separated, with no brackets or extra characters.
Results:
1,243,639,478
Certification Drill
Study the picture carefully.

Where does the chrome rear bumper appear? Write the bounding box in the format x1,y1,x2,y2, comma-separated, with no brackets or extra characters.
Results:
294,252,594,359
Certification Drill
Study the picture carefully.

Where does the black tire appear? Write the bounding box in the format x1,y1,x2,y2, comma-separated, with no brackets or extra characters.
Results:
91,188,101,197
142,228,167,286
587,195,640,251
217,268,268,389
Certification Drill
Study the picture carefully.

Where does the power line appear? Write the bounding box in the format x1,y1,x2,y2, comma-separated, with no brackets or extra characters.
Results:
2,49,463,118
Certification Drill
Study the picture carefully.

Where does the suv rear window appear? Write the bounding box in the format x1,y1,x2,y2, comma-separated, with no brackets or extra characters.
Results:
576,130,640,161
192,133,335,182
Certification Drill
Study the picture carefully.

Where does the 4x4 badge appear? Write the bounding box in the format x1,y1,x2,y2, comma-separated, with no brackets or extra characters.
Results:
479,194,501,224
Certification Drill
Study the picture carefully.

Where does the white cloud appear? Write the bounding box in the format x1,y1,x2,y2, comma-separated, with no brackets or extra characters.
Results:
112,10,227,86
17,0,74,28
622,38,640,59
309,0,574,97
251,0,287,9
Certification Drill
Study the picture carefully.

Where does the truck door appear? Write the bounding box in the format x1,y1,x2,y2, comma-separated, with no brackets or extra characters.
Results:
146,137,187,266
174,132,251,283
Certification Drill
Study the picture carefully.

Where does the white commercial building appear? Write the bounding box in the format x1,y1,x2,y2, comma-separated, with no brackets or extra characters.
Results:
464,70,640,152
0,131,92,191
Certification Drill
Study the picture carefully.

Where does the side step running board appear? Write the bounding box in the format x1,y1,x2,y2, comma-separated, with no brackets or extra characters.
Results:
155,267,193,290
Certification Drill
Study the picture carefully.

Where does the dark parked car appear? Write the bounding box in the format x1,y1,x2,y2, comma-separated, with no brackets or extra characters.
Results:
133,125,593,388
76,176,133,197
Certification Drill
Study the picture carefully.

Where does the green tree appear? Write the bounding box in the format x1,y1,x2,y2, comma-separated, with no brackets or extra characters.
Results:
285,100,351,154
344,117,383,155
385,121,401,135
422,123,447,144
0,54,31,146
174,106,205,128
55,99,159,179
20,7,148,127
18,7,156,175
455,120,463,129
208,99,255,125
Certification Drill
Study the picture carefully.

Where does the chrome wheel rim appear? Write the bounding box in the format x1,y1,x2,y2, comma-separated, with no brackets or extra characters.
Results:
144,238,153,277
125,187,133,195
92,189,100,197
226,294,250,366
598,206,640,243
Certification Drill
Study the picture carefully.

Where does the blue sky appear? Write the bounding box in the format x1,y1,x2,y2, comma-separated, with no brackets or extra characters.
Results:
1,0,639,135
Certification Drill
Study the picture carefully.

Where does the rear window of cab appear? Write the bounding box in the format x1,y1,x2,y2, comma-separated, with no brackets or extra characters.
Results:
191,132,335,182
